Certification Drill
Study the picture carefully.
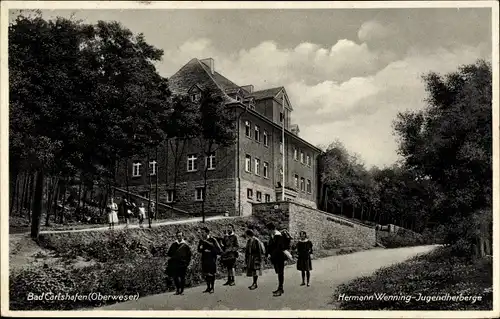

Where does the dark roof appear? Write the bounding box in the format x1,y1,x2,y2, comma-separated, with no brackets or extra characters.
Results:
168,58,224,96
250,87,283,100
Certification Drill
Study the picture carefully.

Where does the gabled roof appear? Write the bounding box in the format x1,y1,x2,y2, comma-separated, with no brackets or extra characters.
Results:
168,58,224,96
251,87,283,100
251,86,293,111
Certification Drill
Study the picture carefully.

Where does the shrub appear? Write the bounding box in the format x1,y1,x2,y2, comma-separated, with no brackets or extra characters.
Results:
376,228,426,248
334,246,493,310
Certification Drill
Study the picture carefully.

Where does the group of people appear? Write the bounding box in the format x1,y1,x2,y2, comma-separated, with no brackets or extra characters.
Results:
106,197,154,229
165,223,313,297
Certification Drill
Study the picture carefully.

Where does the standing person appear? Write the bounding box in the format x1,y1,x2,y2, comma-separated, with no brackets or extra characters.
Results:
266,222,286,296
244,229,264,290
138,202,146,228
107,197,119,230
197,227,222,293
296,231,313,287
221,224,239,286
166,231,192,295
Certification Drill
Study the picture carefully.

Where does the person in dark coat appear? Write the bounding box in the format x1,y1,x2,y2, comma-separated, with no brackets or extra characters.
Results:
266,222,286,296
221,224,239,286
244,229,264,290
197,227,222,293
295,231,313,287
167,231,192,295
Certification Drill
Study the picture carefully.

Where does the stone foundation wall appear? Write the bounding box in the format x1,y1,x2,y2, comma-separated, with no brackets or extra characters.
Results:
252,202,376,251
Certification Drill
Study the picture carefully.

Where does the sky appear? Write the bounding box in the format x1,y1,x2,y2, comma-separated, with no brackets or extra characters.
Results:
22,7,493,168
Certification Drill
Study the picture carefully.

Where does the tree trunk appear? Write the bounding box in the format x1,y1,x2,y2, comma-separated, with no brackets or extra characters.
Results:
60,177,69,224
125,157,130,201
23,173,33,210
28,172,37,223
361,205,364,221
147,151,152,228
155,146,159,220
51,178,60,223
77,176,83,209
45,177,53,227
31,170,44,240
19,173,30,216
10,171,19,215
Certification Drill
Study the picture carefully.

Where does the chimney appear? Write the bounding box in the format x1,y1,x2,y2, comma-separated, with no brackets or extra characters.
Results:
200,58,214,75
242,85,254,93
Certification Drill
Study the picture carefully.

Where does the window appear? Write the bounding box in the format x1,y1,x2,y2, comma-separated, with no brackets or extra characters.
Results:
206,152,215,170
132,161,142,177
187,154,198,172
280,136,283,154
307,154,311,166
280,112,284,123
263,130,269,146
166,190,175,203
149,160,157,176
256,191,262,202
307,179,312,193
263,162,269,178
294,148,298,161
245,154,251,172
191,93,201,102
254,158,260,175
195,187,204,201
245,121,251,137
294,174,299,189
254,125,260,142
247,188,253,199
265,194,271,202
300,150,304,164
300,177,305,192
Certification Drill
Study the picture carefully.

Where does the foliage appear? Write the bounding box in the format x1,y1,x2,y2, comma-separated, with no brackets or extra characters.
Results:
334,247,493,310
393,60,492,256
9,12,172,238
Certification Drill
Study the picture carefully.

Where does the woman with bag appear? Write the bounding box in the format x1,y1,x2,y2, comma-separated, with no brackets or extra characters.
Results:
244,229,264,290
197,227,222,293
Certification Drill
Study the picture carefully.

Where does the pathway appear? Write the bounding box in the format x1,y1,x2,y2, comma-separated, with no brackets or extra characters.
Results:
97,245,438,310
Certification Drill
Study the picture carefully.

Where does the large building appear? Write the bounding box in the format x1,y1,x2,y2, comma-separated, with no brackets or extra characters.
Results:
116,58,322,217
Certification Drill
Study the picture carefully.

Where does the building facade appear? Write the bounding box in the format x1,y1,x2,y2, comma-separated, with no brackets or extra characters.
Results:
116,58,322,217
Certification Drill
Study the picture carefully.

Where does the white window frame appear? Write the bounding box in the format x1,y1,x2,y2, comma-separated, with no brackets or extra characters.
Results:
263,130,269,147
187,154,197,172
206,152,216,170
245,121,251,137
256,191,262,202
195,187,204,201
132,162,142,177
191,93,201,102
307,179,312,193
254,125,260,142
263,162,269,178
245,154,251,172
294,148,298,161
307,154,311,167
254,158,260,176
294,174,299,189
300,177,305,192
149,160,157,176
166,190,175,203
300,151,304,164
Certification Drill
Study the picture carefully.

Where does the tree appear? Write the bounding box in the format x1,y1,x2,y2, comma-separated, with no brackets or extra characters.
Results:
393,60,492,256
9,13,171,238
197,92,237,222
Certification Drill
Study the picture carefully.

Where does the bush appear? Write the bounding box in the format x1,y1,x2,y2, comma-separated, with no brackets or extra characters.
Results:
334,246,493,310
377,228,427,248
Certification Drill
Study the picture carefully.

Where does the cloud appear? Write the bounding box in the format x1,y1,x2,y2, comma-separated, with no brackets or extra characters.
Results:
357,20,395,42
158,33,490,168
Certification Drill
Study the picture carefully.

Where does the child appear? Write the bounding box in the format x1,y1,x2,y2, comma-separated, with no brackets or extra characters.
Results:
138,202,146,228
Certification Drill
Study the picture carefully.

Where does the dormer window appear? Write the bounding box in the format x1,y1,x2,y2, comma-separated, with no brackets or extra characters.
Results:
191,93,201,102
